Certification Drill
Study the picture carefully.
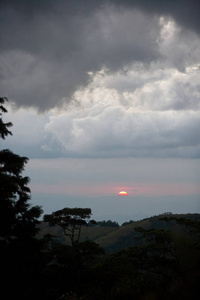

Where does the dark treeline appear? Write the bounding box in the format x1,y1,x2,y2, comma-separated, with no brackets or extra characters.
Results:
95,220,119,227
1,98,200,299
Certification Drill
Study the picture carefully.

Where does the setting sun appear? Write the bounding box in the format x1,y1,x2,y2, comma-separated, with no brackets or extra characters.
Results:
118,191,128,196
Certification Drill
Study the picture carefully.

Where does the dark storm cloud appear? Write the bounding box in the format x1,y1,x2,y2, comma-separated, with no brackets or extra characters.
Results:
2,0,199,33
113,0,200,34
0,0,199,110
0,0,102,110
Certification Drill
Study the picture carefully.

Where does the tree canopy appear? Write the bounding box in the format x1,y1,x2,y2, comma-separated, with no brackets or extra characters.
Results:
44,207,92,247
0,97,12,139
0,97,44,298
0,98,42,242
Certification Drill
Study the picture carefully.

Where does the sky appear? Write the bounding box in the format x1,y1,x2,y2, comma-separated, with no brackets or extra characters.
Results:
1,0,200,224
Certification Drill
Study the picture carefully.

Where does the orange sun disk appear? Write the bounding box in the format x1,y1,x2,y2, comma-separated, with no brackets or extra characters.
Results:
118,191,128,196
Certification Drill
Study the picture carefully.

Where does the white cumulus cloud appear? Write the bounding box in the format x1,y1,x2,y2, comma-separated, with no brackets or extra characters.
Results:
42,59,200,158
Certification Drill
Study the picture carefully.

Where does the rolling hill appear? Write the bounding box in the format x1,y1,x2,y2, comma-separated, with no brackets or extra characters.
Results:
38,213,200,253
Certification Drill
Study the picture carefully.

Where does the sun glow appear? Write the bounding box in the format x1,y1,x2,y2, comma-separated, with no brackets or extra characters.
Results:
118,191,128,196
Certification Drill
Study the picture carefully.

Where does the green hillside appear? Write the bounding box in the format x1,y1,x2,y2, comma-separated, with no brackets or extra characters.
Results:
96,213,200,252
38,213,200,253
38,221,117,245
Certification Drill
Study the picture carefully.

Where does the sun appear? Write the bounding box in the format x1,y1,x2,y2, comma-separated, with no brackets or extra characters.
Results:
118,191,128,196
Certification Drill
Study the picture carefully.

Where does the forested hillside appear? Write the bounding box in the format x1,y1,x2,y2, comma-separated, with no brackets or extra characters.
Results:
39,212,200,299
38,213,200,253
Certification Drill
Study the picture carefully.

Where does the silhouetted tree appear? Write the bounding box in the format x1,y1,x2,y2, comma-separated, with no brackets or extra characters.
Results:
77,240,105,265
0,97,42,242
44,207,92,247
0,97,43,299
0,97,12,139
96,220,119,227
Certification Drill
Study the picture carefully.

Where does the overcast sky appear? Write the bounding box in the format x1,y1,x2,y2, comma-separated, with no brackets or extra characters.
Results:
1,0,200,223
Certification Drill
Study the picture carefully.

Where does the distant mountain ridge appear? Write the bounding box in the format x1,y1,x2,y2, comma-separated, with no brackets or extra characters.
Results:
38,213,200,253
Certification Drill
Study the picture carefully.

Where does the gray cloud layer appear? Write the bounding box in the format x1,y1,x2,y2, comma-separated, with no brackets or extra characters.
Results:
4,59,200,159
1,0,200,159
0,0,200,110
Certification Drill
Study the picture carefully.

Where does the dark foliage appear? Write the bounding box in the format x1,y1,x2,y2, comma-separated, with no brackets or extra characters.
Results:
44,207,92,247
0,97,12,139
96,220,119,227
0,98,43,299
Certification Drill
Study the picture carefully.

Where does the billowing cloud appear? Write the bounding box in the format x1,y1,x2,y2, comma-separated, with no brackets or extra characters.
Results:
4,29,200,159
1,0,200,159
0,1,158,110
0,0,200,110
42,58,200,158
